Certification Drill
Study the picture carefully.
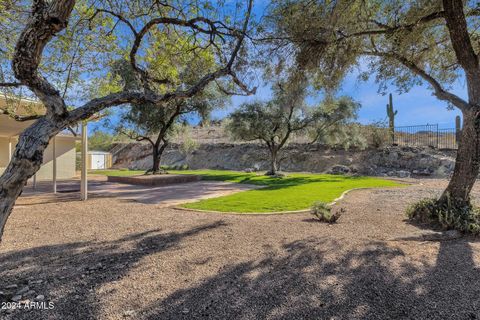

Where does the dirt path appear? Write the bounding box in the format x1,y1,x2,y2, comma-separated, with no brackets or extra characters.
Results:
0,178,479,319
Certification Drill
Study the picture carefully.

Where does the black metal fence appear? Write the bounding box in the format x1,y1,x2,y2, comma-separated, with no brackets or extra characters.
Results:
392,124,458,149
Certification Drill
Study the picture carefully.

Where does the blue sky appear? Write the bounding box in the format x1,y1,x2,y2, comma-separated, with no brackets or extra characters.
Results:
210,72,464,130
92,72,465,133
209,0,464,130
91,0,465,133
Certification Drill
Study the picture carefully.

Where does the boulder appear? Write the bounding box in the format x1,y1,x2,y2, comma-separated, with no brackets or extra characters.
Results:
396,170,411,178
327,165,351,175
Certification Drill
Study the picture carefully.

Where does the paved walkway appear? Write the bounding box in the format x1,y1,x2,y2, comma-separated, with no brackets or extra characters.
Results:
18,175,256,206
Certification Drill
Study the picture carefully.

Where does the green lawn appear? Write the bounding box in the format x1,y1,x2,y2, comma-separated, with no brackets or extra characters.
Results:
90,169,145,176
173,170,402,213
90,169,402,213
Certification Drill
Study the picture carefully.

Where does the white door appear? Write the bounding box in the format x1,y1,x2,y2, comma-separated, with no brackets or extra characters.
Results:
91,154,105,169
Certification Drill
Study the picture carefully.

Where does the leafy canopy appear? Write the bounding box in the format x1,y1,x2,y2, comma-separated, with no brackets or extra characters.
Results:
227,77,360,149
265,0,476,101
100,29,228,139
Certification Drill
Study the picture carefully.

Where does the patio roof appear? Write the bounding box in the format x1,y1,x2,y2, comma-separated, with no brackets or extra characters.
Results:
0,95,44,137
0,114,37,137
0,95,79,139
1,94,87,200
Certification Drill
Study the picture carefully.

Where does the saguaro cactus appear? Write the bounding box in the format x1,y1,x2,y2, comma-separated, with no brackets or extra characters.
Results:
386,93,397,144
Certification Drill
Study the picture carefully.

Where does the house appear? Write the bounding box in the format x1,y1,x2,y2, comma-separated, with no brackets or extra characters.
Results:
0,95,77,180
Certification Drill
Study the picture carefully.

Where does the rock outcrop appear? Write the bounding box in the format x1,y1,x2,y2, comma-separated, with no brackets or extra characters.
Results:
110,143,457,178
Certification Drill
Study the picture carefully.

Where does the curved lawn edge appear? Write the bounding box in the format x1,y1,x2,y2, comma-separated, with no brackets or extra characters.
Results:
173,207,311,215
174,185,405,215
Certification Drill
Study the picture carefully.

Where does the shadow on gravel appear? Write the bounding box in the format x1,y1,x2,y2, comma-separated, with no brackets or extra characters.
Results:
1,226,478,319
0,221,227,320
140,238,479,320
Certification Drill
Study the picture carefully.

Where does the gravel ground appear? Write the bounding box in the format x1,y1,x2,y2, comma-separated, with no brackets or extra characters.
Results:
0,178,479,320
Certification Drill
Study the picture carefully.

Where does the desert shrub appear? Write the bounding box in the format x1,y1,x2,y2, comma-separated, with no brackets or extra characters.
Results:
311,201,341,223
357,120,390,148
177,126,199,155
316,123,368,150
406,196,480,234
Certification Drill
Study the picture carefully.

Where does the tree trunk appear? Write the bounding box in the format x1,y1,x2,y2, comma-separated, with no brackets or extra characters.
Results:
0,118,59,241
439,109,480,205
265,149,278,176
151,147,161,174
149,140,169,175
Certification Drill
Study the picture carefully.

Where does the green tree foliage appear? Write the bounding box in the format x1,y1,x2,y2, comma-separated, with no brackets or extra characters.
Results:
264,1,460,93
308,96,364,149
102,31,228,174
227,75,360,175
87,131,116,152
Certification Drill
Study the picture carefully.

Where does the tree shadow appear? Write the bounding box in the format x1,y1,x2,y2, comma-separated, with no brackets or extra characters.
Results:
0,221,227,320
2,226,477,319
139,237,480,320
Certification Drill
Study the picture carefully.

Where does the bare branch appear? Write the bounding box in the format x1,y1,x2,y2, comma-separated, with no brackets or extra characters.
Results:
0,82,23,88
127,13,244,87
362,50,470,111
89,9,138,35
0,108,43,122
117,126,154,146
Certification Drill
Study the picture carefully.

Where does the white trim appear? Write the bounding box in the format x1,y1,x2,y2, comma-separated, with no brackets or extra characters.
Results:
80,122,88,200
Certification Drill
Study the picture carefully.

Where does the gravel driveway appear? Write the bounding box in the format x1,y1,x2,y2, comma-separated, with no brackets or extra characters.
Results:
0,178,479,320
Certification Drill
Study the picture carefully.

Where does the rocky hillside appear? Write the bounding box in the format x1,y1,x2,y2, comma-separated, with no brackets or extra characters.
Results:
110,142,456,178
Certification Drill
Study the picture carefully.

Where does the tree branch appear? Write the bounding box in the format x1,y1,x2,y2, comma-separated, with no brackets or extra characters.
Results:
0,108,43,122
0,82,23,88
117,126,155,146
362,50,470,111
443,0,480,103
12,0,75,118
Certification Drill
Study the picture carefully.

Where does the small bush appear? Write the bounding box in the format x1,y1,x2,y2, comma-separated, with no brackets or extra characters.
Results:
311,201,341,223
159,164,188,171
406,196,480,234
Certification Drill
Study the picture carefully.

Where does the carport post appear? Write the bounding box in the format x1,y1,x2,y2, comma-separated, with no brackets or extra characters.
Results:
52,136,57,194
81,122,88,200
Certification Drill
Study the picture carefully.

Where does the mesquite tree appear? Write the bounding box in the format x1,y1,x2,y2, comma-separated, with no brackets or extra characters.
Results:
0,0,254,241
117,89,224,174
267,0,480,210
106,48,226,174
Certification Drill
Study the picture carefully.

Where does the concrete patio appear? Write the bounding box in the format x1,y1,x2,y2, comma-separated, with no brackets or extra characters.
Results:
17,175,257,207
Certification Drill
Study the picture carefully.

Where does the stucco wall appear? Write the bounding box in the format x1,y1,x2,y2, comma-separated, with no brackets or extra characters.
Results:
0,136,76,180
0,137,11,168
35,136,76,180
